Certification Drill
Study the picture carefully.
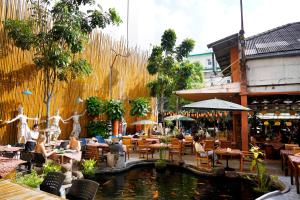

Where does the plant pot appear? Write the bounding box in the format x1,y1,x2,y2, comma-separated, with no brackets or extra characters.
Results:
155,165,167,173
113,120,119,136
83,173,96,180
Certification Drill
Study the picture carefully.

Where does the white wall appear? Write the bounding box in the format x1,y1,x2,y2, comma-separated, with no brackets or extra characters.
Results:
247,56,300,93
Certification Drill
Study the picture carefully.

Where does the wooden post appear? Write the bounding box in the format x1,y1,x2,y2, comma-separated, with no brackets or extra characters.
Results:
241,95,248,151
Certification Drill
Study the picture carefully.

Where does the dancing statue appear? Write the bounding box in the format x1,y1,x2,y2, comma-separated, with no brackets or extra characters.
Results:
65,110,86,137
5,105,38,143
49,109,66,140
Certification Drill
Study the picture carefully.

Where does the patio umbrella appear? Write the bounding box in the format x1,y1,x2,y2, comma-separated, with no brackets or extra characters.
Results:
131,120,157,137
182,98,251,111
164,114,195,129
164,115,195,122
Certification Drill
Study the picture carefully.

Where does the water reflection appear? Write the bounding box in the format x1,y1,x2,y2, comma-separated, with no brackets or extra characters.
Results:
95,166,259,200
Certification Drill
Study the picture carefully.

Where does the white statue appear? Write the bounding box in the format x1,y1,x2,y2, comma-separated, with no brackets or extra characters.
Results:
49,109,66,140
5,105,38,143
65,110,86,138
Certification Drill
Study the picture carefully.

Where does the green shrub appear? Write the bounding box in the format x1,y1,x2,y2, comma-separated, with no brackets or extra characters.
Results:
104,99,125,120
86,120,109,138
86,96,105,116
82,159,97,175
43,160,61,175
15,170,43,188
129,97,150,117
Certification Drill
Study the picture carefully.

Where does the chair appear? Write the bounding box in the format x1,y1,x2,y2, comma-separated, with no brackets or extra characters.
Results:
184,136,193,154
292,147,300,154
84,145,101,163
220,140,232,148
241,151,254,172
285,144,299,150
169,138,182,161
66,179,99,200
19,151,34,172
32,152,46,168
122,137,133,160
40,172,66,196
137,140,153,160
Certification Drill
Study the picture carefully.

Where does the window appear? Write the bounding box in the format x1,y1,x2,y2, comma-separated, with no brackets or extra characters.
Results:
207,59,212,65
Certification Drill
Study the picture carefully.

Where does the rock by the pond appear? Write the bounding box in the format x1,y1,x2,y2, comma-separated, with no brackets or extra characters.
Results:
212,167,225,176
63,171,72,184
72,171,84,179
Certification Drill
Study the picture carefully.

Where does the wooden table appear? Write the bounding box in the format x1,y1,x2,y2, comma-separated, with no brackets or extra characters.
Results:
0,180,63,200
149,143,171,150
215,148,242,171
55,150,82,163
288,155,300,193
0,156,26,178
0,145,23,158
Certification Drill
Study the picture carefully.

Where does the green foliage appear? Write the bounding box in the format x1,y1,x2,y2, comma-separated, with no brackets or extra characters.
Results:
4,0,121,126
146,29,195,115
186,62,204,89
161,29,176,53
86,120,109,138
250,145,269,192
155,159,167,169
104,99,125,120
15,170,43,188
86,96,105,116
43,160,61,175
129,97,150,117
82,159,97,175
176,39,196,61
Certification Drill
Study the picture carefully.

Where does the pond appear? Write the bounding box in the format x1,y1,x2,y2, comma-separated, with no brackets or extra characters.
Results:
94,165,263,200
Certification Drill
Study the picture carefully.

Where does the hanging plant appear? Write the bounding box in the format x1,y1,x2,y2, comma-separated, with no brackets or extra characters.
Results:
86,96,105,116
104,99,125,120
129,97,150,117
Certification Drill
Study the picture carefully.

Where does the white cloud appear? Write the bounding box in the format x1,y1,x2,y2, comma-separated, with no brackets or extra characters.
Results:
98,0,300,54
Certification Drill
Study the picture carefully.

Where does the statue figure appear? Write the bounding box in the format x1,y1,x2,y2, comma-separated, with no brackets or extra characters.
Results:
49,109,66,140
65,110,86,137
5,105,38,143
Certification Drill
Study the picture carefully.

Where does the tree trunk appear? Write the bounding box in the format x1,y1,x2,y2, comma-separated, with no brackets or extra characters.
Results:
160,93,164,122
113,120,119,136
46,95,51,128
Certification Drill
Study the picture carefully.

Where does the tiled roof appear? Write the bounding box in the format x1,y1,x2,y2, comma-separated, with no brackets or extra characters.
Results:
245,22,300,59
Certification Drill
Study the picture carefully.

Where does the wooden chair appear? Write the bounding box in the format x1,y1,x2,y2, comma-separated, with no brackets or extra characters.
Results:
285,144,299,150
220,140,232,148
195,149,211,168
137,140,153,160
184,136,193,154
293,147,300,154
122,137,133,160
169,138,182,161
241,151,254,172
84,145,106,165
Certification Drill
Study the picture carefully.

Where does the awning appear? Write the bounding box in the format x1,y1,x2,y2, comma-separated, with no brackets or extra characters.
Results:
175,82,241,101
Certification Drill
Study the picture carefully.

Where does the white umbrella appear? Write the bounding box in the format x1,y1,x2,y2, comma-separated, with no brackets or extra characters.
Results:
183,98,251,111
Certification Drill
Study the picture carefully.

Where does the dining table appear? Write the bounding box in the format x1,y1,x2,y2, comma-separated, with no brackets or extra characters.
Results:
0,180,64,200
288,155,300,193
0,156,26,178
280,149,294,175
54,149,82,163
215,148,242,171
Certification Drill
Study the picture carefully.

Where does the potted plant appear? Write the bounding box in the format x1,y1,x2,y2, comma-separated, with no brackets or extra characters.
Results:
86,96,105,117
104,99,125,136
86,120,109,138
81,159,97,179
15,170,43,188
130,97,150,131
43,160,61,175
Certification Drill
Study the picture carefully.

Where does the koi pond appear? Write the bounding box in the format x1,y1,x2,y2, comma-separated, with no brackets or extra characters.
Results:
94,165,265,200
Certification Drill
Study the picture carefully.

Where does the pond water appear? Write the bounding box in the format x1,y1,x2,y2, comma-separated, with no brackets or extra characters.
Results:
94,165,262,200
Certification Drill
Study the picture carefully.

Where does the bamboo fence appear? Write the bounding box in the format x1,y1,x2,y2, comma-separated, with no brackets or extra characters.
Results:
0,0,156,144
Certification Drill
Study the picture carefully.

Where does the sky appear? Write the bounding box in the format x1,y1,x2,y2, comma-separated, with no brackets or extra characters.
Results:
99,0,300,54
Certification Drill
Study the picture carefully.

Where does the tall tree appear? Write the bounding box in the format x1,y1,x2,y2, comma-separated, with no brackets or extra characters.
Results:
4,0,122,127
147,29,195,121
